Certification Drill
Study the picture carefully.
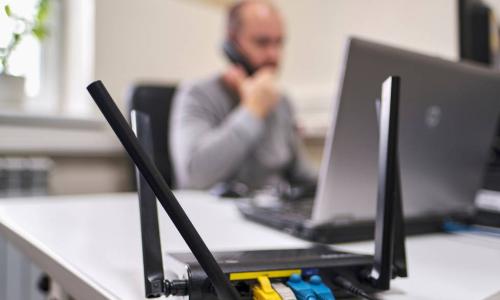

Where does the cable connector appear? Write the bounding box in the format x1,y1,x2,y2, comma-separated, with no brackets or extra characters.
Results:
253,276,281,300
164,279,189,297
308,275,335,300
331,276,378,300
286,274,317,300
272,282,297,300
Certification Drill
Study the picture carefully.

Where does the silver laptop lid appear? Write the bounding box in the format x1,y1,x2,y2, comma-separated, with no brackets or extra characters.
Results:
312,37,500,224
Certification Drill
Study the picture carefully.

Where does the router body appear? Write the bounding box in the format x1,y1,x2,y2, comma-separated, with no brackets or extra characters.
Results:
166,247,375,300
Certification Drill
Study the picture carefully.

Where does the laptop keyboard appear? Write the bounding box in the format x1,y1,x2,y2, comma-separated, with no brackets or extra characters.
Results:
280,200,314,219
249,195,314,222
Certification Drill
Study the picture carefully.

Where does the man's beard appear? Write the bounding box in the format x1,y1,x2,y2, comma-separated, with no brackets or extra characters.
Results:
254,61,279,72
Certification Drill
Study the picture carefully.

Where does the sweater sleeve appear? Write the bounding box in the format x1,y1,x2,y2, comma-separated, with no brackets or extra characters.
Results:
170,84,264,189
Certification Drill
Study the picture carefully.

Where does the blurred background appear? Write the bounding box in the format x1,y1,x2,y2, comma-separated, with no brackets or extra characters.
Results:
1,0,499,198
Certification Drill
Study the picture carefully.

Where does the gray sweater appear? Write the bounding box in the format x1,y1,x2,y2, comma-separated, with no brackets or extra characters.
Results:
170,75,316,189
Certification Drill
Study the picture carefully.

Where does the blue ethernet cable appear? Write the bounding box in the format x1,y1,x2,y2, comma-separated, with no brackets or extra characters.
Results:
308,275,335,300
286,274,317,300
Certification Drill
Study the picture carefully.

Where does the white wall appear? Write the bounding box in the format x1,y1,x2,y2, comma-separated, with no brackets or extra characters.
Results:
275,0,457,131
95,0,458,130
95,0,226,110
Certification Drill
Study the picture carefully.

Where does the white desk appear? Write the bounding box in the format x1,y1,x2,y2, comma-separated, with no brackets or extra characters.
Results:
0,191,499,300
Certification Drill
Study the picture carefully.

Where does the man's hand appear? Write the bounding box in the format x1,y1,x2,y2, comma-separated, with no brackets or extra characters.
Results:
223,66,280,119
240,68,280,119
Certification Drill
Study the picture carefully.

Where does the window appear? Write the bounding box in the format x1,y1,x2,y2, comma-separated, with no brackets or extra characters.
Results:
0,0,59,111
0,0,95,117
0,0,44,97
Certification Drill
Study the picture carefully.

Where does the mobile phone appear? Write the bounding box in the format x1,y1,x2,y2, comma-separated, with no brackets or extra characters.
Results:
222,40,256,76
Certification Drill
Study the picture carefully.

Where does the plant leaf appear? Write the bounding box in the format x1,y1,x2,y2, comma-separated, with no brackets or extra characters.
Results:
32,25,48,40
4,5,11,17
36,0,49,23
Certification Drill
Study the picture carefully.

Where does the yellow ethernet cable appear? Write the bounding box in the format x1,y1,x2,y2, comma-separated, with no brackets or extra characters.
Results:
252,276,281,300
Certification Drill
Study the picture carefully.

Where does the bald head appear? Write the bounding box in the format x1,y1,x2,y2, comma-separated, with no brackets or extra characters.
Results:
226,0,285,71
227,0,281,38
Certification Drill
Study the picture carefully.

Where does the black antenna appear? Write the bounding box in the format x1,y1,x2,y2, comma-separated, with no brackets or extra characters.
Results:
367,76,407,289
392,159,407,279
87,81,241,300
375,97,407,281
130,110,166,297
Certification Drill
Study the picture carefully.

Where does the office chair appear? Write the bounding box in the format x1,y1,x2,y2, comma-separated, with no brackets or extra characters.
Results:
127,84,177,189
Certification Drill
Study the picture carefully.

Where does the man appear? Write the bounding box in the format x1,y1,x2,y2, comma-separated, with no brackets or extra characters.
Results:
170,0,316,190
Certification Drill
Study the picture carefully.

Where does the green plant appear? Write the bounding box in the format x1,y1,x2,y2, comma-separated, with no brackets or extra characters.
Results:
0,0,50,75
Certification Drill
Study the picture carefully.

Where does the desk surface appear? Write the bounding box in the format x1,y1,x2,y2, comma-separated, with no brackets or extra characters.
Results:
0,191,499,300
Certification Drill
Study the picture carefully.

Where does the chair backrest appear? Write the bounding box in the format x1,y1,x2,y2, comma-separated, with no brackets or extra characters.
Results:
127,84,177,188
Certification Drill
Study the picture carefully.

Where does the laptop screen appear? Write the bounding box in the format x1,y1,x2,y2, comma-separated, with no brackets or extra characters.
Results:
313,37,500,223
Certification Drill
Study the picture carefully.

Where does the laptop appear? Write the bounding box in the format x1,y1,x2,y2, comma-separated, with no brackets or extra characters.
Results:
238,37,500,243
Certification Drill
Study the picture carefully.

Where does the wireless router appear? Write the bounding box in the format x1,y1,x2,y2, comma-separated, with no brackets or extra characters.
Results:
87,76,407,300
